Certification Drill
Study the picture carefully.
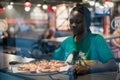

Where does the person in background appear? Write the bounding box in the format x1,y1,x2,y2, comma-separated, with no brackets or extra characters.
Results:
52,4,118,80
44,26,56,40
0,31,8,39
0,31,8,50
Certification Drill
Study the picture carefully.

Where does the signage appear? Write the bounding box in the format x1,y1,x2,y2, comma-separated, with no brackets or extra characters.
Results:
111,16,120,30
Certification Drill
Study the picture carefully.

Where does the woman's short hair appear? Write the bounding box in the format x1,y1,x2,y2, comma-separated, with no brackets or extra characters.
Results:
71,4,91,32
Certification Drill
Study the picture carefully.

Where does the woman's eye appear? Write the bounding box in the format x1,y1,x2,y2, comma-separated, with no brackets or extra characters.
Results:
70,20,82,25
75,20,82,24
75,21,80,24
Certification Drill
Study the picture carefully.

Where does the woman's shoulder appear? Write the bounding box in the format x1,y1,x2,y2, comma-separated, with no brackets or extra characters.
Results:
90,33,106,43
91,33,104,39
63,35,73,41
61,35,74,44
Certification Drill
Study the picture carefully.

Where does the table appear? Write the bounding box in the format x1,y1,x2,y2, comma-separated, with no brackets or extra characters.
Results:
77,72,118,80
0,53,119,80
0,53,34,69
0,53,72,80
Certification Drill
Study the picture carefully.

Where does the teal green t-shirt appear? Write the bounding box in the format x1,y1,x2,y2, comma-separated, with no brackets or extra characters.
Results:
52,32,114,63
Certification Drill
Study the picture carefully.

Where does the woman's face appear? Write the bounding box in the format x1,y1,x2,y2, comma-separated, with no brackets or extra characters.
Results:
69,11,85,35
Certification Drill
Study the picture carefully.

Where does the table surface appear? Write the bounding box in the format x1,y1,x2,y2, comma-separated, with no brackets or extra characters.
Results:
0,53,119,80
0,53,35,69
0,53,72,80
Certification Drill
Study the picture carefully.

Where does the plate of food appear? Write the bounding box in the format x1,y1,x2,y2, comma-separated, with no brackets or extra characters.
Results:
13,60,69,75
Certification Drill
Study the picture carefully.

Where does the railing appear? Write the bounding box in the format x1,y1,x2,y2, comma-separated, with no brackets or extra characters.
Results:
105,35,120,58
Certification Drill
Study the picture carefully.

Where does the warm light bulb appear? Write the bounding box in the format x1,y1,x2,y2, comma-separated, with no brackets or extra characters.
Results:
24,7,30,12
89,1,95,6
52,6,56,10
7,5,13,9
37,4,41,7
42,4,48,10
24,1,32,7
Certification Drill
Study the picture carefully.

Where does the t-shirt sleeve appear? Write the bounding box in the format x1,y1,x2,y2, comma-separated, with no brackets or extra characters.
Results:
52,42,66,61
52,36,74,61
95,35,114,63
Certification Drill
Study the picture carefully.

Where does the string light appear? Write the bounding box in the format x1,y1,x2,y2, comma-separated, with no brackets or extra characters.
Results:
7,4,13,9
42,4,48,10
24,0,32,8
24,7,30,12
24,0,32,12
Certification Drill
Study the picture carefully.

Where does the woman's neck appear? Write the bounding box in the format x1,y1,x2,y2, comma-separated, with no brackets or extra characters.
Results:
74,32,87,42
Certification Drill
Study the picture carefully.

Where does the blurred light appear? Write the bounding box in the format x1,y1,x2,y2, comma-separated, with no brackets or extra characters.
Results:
9,26,14,33
46,5,54,12
109,2,114,8
37,4,41,7
84,0,88,3
104,1,114,8
24,0,32,7
95,2,100,7
42,4,48,10
33,7,41,12
24,7,30,12
7,5,13,9
99,5,104,9
61,4,66,10
105,0,110,1
52,6,56,10
10,2,14,5
89,1,95,6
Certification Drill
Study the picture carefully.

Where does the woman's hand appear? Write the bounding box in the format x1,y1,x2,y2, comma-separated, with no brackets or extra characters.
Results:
73,64,89,79
73,64,89,75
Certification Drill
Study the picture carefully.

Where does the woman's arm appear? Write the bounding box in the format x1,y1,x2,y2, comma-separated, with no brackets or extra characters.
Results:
89,35,118,73
73,59,118,76
89,59,118,73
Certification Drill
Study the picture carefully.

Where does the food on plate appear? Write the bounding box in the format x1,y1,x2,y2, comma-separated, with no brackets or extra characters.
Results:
17,60,68,73
50,66,59,72
38,66,51,72
17,63,37,72
17,64,30,71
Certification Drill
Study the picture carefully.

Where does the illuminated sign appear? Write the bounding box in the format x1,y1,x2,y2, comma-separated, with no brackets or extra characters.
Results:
111,16,120,30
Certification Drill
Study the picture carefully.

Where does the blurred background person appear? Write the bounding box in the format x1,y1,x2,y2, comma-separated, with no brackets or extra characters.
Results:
0,20,8,52
0,29,8,51
44,26,56,40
